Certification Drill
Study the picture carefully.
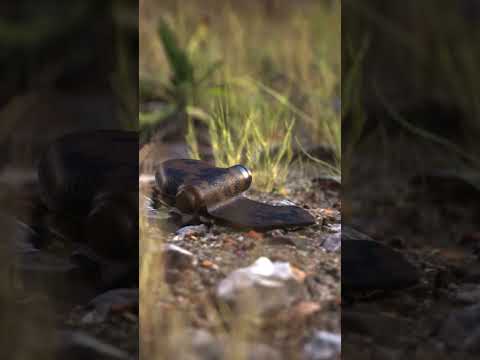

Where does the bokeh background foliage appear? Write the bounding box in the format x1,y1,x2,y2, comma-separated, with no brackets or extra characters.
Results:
140,0,341,191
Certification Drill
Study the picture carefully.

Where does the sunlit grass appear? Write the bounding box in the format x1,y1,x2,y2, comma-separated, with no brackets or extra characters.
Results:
139,1,340,359
140,0,341,189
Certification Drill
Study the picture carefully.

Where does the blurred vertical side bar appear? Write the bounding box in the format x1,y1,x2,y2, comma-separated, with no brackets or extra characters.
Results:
0,0,139,359
343,0,480,359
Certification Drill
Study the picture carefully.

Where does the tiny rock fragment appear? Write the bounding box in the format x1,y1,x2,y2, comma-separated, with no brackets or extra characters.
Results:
174,224,208,241
163,244,197,269
303,331,341,360
325,223,341,233
271,199,298,206
200,259,218,270
291,266,307,282
320,208,340,221
245,230,264,241
291,301,321,320
322,232,341,252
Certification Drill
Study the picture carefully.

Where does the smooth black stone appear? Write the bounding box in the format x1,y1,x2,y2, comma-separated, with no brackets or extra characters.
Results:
342,238,420,292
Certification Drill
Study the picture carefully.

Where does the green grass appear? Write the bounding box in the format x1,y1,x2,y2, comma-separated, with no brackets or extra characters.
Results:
140,0,341,191
139,1,340,359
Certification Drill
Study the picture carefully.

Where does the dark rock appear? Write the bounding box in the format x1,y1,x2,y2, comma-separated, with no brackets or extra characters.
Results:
342,238,419,292
82,288,138,324
341,226,374,241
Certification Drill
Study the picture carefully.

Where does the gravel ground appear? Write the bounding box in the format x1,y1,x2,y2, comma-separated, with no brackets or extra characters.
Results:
140,151,341,359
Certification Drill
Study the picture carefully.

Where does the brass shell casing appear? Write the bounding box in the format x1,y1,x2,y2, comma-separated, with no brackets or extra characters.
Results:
175,164,252,213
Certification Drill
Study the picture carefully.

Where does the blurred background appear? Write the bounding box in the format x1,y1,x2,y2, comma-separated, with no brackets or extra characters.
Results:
0,1,138,358
139,0,341,192
342,1,480,358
